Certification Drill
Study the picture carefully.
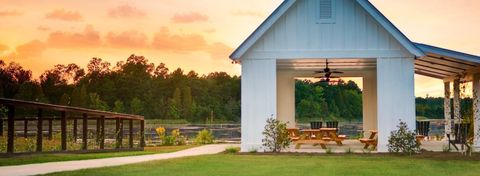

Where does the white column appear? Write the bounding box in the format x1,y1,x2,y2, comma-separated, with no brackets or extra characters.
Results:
444,82,452,138
362,71,377,137
473,73,480,148
453,79,461,122
277,71,296,128
376,57,415,152
241,59,277,152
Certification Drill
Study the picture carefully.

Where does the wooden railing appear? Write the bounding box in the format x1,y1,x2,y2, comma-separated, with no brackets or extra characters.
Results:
0,98,145,154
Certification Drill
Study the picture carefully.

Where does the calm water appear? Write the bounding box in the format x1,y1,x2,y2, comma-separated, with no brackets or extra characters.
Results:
145,120,445,141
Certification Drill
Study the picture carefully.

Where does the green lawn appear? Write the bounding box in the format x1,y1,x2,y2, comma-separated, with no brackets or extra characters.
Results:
0,145,197,166
46,154,480,176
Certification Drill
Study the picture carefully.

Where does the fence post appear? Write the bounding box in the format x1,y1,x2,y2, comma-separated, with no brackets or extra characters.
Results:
0,118,3,136
36,108,43,152
24,119,28,138
115,118,121,149
7,105,15,153
73,119,77,143
100,116,105,149
48,119,53,140
96,118,100,144
61,111,67,151
140,120,145,148
129,119,133,148
82,113,88,150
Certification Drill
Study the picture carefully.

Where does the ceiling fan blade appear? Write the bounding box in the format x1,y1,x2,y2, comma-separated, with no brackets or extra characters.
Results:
331,71,344,74
314,71,326,73
329,76,341,78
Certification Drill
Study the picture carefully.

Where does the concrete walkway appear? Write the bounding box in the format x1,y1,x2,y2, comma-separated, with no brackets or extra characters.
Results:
0,144,238,176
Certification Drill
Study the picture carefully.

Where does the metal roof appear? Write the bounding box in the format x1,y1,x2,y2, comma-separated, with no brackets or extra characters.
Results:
414,43,480,80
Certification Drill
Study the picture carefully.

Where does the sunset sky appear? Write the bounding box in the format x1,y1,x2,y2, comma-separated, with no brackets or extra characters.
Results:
1,0,479,97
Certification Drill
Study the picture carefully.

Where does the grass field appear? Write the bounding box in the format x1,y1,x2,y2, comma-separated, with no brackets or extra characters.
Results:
46,153,480,176
0,145,197,166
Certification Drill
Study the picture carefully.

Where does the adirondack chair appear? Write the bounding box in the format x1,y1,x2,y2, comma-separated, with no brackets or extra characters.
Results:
447,123,471,151
325,121,346,140
310,121,323,129
415,121,430,143
326,121,339,129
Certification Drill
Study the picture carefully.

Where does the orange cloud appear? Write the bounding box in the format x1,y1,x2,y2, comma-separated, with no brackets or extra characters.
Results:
47,25,101,48
232,10,264,17
152,27,208,53
171,12,208,23
45,9,82,22
106,30,148,48
2,40,47,59
0,44,8,53
16,40,46,58
207,42,233,60
37,26,50,31
108,4,146,18
0,10,23,17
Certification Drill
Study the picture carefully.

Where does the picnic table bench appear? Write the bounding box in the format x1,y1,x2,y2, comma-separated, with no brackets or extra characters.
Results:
359,130,377,150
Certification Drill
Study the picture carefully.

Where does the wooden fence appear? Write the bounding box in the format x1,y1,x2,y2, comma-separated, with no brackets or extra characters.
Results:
0,98,145,154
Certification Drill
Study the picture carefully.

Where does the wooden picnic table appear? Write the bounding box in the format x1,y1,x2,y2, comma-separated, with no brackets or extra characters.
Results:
294,128,346,149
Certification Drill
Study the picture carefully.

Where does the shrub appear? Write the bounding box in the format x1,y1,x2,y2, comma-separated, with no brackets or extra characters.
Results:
387,120,420,155
162,129,186,146
156,127,166,140
262,117,291,152
195,129,214,144
163,135,176,146
225,147,240,154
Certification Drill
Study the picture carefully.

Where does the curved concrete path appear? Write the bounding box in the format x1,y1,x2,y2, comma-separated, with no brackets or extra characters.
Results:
0,144,238,176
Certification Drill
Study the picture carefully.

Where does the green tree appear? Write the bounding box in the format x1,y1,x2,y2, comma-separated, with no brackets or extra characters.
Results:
182,86,193,120
59,93,70,106
130,97,144,115
113,100,125,113
89,93,109,111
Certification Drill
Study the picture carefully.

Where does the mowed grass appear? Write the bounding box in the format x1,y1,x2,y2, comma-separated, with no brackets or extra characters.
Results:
46,154,480,176
0,145,197,166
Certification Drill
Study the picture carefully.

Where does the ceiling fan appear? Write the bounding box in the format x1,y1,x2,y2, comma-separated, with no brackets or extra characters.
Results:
314,59,343,83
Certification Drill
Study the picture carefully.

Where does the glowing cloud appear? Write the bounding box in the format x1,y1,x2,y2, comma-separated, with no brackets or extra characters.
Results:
108,4,146,18
47,25,101,48
0,10,23,17
171,12,208,23
45,9,82,22
106,30,148,49
152,27,208,53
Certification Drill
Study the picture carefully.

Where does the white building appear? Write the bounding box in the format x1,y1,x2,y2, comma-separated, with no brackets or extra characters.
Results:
230,0,480,152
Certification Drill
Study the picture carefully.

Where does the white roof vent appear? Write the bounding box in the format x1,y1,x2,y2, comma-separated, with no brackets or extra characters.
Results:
318,0,335,24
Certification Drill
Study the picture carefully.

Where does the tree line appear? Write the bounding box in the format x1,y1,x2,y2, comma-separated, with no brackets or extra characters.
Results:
0,55,240,122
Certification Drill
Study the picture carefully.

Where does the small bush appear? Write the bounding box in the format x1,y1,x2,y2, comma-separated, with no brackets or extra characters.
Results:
225,147,240,154
387,120,420,155
162,129,186,146
195,129,214,144
325,148,333,154
262,117,291,152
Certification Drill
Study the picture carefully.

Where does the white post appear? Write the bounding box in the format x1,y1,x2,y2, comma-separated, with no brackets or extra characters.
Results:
362,71,377,137
277,71,296,128
473,73,480,148
444,82,452,138
453,79,461,122
241,59,277,152
376,57,415,152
